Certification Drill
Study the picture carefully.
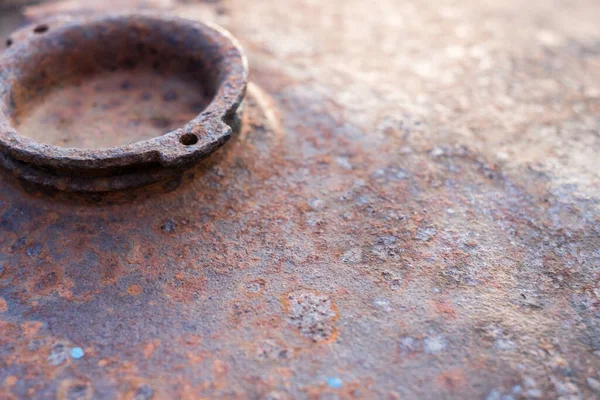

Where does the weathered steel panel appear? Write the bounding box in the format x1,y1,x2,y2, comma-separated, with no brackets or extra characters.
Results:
0,0,599,398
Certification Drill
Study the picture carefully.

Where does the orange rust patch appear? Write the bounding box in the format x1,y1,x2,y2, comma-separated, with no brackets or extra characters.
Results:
165,272,207,303
181,334,204,364
432,300,457,320
211,359,228,390
100,259,122,285
26,267,64,298
436,368,466,391
128,284,143,296
212,359,227,376
0,298,7,313
5,376,17,387
186,351,206,365
20,321,43,337
56,280,75,301
142,339,161,359
96,357,119,368
266,367,294,388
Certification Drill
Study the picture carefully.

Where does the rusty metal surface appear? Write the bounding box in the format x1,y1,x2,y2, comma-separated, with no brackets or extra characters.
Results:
0,0,599,399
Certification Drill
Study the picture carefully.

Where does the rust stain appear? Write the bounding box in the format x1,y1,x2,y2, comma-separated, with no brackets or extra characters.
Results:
431,299,457,320
0,0,598,398
141,339,161,359
436,369,467,392
127,284,143,296
20,320,43,337
5,376,18,387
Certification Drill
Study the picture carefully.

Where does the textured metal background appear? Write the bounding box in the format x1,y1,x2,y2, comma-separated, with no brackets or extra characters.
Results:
1,0,599,399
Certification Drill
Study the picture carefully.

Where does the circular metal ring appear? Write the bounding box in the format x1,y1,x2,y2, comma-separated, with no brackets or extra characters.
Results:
0,12,248,192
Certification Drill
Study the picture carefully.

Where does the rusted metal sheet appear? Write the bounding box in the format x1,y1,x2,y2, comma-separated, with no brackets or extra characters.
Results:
0,0,599,399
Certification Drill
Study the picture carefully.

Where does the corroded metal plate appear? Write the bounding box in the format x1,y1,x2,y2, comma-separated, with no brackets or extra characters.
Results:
0,0,599,399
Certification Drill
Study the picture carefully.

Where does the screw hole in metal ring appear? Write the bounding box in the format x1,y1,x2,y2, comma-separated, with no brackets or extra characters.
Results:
6,38,13,47
180,133,199,146
33,25,49,34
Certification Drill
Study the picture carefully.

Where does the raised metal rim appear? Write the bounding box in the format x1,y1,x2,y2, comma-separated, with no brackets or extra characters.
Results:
0,12,248,190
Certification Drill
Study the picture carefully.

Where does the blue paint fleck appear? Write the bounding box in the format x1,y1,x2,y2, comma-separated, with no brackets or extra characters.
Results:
70,347,84,359
326,377,343,389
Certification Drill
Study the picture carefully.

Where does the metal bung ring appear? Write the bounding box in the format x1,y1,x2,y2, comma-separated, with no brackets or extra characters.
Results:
0,12,248,192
